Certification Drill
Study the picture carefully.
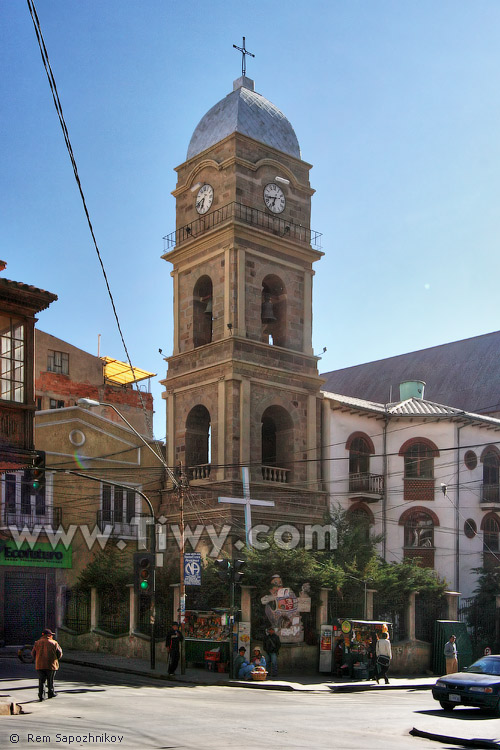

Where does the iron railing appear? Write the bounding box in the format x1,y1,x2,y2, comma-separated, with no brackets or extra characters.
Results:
348,472,384,494
481,483,500,503
98,596,129,636
163,201,322,252
64,589,91,634
96,510,150,537
3,506,62,529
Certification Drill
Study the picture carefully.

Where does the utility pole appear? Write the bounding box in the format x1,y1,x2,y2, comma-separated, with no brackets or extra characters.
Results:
178,463,187,674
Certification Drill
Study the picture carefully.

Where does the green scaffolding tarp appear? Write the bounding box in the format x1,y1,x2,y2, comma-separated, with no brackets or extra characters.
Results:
432,620,473,675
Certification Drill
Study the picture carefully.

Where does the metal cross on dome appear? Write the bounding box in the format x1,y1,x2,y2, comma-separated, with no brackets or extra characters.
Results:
233,36,255,78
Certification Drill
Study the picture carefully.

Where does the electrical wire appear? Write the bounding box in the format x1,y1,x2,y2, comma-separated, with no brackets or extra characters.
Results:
26,0,158,447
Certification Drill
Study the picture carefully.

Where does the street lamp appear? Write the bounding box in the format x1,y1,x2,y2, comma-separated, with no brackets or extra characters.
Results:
76,397,186,670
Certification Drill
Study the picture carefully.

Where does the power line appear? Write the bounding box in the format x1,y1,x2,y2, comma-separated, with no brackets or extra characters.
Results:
26,0,156,444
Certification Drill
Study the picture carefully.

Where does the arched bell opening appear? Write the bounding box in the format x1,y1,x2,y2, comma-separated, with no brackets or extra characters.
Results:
193,276,213,348
261,275,286,347
261,405,293,483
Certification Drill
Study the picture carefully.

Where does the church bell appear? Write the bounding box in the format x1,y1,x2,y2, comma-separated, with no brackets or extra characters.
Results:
261,296,276,323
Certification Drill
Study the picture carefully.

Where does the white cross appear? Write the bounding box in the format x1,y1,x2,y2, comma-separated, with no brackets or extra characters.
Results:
218,467,274,547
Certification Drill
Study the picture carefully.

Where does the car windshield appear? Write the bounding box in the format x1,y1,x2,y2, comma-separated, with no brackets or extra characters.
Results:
467,657,500,676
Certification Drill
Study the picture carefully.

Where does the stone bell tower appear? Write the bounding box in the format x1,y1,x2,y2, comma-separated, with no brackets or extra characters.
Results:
160,73,326,541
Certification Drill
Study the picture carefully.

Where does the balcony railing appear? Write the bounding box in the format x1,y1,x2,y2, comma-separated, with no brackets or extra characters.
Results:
481,483,500,504
3,507,62,529
96,510,150,537
349,472,384,495
163,201,322,252
188,463,212,481
261,465,289,483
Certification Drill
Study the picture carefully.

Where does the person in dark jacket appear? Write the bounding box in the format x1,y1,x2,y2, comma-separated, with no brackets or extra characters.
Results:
263,626,281,677
31,628,63,701
165,622,184,675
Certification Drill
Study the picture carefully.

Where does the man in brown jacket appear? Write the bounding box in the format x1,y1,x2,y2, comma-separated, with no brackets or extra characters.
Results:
31,628,63,701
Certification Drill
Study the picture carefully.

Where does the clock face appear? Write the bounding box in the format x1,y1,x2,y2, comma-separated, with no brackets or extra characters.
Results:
196,184,214,215
263,183,286,214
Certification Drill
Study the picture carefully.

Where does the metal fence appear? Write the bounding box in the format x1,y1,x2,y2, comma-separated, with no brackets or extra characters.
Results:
415,594,448,642
64,589,91,634
328,589,365,622
458,596,499,655
98,594,129,636
373,594,407,642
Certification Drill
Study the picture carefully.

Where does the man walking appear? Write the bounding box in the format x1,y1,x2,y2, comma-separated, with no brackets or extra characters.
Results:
165,621,184,676
32,628,63,701
444,634,458,674
263,626,281,678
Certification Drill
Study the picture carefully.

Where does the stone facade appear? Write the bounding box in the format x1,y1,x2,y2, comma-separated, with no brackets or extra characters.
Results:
160,81,326,539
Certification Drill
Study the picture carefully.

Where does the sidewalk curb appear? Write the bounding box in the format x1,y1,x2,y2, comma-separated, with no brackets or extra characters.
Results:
330,682,433,692
62,657,432,693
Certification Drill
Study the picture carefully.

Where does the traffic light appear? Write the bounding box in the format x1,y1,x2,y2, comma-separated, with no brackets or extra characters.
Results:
215,558,231,583
134,551,155,597
215,558,246,584
30,450,46,494
233,559,246,584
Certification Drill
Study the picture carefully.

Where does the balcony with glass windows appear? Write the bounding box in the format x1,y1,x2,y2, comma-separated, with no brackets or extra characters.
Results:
348,472,384,502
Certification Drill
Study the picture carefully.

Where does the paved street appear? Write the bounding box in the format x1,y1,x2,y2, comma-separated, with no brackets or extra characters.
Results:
1,658,500,750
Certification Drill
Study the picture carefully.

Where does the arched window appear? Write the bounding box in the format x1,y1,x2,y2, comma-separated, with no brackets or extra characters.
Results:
347,504,373,542
400,438,438,502
349,437,370,475
185,405,211,480
261,275,286,348
404,443,434,479
261,405,293,483
400,507,439,568
482,514,500,569
347,435,375,493
193,276,213,348
482,448,500,504
404,511,434,548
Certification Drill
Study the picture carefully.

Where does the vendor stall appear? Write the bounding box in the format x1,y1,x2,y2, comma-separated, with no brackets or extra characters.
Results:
327,619,392,679
183,610,230,671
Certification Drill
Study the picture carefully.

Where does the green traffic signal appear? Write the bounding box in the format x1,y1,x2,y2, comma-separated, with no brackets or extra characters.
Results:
140,580,149,590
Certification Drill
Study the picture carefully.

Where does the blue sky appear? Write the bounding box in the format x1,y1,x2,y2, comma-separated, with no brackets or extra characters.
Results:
2,1,500,438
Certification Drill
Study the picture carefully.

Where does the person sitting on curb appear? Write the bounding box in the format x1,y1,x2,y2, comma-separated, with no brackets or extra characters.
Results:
251,647,266,669
233,647,248,679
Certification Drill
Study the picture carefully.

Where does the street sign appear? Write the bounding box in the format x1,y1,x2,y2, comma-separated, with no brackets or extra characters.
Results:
184,552,202,585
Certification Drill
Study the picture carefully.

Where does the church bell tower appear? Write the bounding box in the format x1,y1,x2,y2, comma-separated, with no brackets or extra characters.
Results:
161,68,326,538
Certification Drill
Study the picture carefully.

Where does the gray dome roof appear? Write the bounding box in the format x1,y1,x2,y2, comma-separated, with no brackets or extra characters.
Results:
187,77,301,160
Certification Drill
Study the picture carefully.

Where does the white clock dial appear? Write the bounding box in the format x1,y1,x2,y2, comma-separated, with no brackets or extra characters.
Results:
195,184,214,215
263,183,286,214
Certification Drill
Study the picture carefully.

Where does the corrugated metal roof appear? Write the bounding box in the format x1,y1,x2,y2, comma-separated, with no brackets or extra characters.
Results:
187,77,301,160
102,357,155,385
323,392,500,428
320,330,500,416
